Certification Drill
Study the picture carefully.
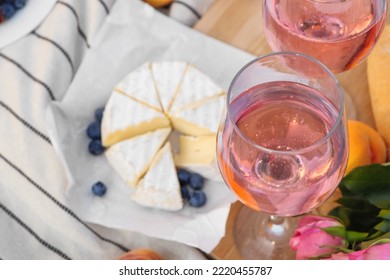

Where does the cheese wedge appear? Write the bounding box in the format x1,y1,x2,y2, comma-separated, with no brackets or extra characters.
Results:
170,95,226,136
101,91,170,147
132,143,183,211
105,128,171,187
151,61,187,113
169,64,224,113
174,135,223,181
115,62,162,111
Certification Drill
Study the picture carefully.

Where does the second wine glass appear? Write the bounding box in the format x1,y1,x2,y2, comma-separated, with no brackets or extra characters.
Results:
263,0,388,119
263,0,388,74
217,52,349,259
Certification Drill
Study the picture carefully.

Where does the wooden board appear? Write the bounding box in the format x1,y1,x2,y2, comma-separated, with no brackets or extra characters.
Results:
194,0,388,259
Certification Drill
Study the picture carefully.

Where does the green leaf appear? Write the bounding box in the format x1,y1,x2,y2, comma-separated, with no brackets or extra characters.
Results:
329,205,381,232
340,164,390,209
345,231,369,242
337,196,380,212
321,226,346,238
374,220,390,232
361,233,390,249
320,227,369,243
367,239,390,246
378,209,390,220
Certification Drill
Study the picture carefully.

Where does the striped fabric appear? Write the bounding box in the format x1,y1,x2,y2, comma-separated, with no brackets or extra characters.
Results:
169,0,215,26
0,0,205,260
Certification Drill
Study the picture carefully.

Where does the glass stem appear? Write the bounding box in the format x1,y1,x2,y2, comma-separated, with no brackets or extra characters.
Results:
260,215,292,245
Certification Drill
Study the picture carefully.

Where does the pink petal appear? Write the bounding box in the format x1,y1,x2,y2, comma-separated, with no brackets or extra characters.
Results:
295,230,344,259
361,244,390,260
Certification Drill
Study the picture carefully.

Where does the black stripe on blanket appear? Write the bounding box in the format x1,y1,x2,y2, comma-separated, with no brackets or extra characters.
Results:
0,153,130,253
0,53,56,101
98,0,110,14
0,203,71,260
31,31,76,75
174,1,202,19
57,1,91,48
0,100,51,144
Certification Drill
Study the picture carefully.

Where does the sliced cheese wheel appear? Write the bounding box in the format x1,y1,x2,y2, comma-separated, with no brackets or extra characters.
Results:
102,61,228,211
101,91,170,147
132,142,183,211
105,128,171,186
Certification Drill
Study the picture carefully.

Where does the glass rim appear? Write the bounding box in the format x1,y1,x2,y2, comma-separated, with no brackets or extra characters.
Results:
226,51,345,155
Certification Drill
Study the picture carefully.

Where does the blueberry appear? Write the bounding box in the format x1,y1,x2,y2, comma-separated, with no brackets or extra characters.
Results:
177,168,191,186
189,173,204,190
89,139,104,155
14,0,27,9
181,186,190,200
92,181,107,196
95,107,105,123
86,121,101,140
189,191,207,207
1,3,15,19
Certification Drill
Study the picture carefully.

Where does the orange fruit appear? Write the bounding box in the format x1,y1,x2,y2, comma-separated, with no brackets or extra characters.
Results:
345,120,387,175
118,248,163,260
318,120,387,215
143,0,173,8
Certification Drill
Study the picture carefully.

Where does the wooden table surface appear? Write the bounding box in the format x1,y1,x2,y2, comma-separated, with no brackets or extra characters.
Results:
194,0,388,260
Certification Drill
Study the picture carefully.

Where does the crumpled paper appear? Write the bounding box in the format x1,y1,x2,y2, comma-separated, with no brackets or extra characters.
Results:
46,0,254,253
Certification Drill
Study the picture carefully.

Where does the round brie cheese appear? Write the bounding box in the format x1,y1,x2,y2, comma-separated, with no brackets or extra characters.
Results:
101,61,225,211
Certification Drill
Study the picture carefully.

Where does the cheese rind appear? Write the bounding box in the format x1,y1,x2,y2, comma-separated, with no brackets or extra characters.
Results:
151,61,187,113
116,62,162,111
101,92,170,147
132,143,183,211
105,128,171,187
169,64,224,113
170,95,225,136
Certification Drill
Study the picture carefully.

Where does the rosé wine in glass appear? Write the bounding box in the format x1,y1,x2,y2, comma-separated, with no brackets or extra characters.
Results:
218,81,347,216
216,52,348,259
263,0,388,73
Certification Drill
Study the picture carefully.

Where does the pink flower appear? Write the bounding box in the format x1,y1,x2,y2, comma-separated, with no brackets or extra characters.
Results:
290,215,345,260
327,243,390,260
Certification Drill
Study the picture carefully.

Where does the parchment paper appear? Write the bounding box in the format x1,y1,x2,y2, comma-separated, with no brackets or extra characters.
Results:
46,0,254,253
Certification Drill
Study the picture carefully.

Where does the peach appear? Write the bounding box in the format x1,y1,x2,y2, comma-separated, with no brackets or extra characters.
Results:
118,248,163,260
318,120,387,215
144,0,173,8
345,120,387,175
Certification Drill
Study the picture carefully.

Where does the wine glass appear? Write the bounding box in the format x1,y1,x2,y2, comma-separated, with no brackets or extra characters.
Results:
216,52,348,259
263,0,388,118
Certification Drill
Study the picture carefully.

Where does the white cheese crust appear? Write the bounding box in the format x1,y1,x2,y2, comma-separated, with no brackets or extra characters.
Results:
116,62,162,111
101,91,169,147
169,64,224,113
170,95,226,136
105,128,171,186
151,61,187,113
131,143,183,211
